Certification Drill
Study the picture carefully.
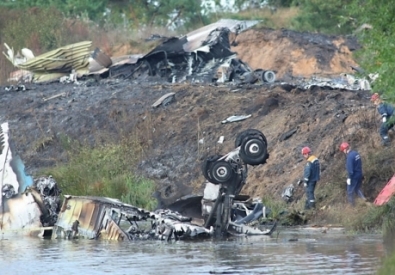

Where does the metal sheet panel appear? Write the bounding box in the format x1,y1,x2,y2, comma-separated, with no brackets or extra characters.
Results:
0,193,43,231
55,196,103,239
54,196,149,240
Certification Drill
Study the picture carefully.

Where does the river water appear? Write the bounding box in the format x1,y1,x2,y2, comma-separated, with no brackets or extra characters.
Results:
0,227,387,275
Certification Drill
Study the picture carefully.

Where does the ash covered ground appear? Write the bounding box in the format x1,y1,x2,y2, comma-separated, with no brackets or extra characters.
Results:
1,27,386,208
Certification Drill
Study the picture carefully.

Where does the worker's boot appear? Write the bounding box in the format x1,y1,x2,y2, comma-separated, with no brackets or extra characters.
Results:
382,136,390,146
310,202,316,209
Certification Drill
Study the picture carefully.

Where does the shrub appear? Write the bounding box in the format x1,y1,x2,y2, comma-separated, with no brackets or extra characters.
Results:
41,137,157,210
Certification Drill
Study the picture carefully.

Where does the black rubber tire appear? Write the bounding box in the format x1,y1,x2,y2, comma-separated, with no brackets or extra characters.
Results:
240,137,268,165
210,160,235,185
235,129,267,148
263,70,276,83
201,155,222,183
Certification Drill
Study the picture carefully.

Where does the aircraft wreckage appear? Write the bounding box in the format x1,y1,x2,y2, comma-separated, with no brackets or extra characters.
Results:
3,18,379,91
0,122,276,241
3,19,276,85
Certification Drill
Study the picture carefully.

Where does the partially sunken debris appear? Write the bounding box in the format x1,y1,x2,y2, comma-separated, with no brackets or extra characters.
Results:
1,121,276,240
0,122,60,234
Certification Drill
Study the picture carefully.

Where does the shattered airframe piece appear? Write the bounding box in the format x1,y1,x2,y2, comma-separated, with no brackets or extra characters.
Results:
89,19,275,84
281,184,295,203
53,195,214,241
53,193,274,241
4,20,275,85
0,122,61,234
298,72,377,91
0,122,20,202
221,114,252,124
152,92,176,108
199,181,275,236
1,121,275,240
53,195,152,240
3,41,92,83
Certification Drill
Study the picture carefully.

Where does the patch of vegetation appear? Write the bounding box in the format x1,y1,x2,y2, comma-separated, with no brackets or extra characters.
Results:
41,136,157,210
290,0,356,35
260,193,308,225
377,245,395,275
262,193,288,220
363,149,395,186
211,7,299,29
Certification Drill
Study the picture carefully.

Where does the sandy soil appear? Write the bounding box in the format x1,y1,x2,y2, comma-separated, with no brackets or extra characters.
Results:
231,28,360,78
0,27,389,212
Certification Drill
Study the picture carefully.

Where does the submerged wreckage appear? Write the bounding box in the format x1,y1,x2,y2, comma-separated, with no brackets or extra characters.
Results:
1,122,276,240
3,19,276,85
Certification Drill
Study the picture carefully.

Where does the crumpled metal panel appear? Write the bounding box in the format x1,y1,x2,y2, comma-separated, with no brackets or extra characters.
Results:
100,214,130,241
183,19,260,52
0,122,39,232
0,122,61,234
89,19,260,82
0,193,43,231
55,196,103,239
3,41,92,83
53,195,152,240
0,122,18,206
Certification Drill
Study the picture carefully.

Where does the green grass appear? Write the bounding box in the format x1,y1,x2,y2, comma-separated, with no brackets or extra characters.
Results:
377,251,395,275
41,137,157,210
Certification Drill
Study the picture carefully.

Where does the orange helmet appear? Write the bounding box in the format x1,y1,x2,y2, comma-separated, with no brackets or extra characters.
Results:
371,93,380,102
301,146,311,155
339,142,349,151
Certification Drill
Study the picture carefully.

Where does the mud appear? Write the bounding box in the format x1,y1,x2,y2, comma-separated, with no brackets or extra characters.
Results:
0,27,388,209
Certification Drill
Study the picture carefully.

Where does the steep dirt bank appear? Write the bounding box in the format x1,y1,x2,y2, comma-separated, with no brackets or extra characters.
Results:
1,27,392,213
0,80,390,208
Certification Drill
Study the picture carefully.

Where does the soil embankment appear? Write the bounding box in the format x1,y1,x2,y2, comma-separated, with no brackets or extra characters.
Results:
0,27,389,211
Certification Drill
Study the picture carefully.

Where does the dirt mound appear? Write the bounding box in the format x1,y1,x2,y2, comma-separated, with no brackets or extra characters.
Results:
231,28,360,78
0,28,389,211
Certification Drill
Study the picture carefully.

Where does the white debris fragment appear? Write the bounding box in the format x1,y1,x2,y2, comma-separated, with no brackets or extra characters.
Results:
221,114,252,124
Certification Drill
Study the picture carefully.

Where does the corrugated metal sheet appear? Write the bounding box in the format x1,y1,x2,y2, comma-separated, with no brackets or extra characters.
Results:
15,41,92,82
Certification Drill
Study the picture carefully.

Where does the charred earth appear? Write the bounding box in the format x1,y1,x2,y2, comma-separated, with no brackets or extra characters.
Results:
0,27,389,214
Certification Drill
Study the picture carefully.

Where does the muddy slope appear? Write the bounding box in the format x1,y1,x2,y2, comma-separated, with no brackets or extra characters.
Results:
0,28,389,209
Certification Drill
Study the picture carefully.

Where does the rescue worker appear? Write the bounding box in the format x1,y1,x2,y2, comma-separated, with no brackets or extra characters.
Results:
371,93,395,146
301,146,320,209
339,142,366,206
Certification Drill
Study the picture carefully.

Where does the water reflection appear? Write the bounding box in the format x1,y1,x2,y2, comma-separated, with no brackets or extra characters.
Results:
0,229,385,275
